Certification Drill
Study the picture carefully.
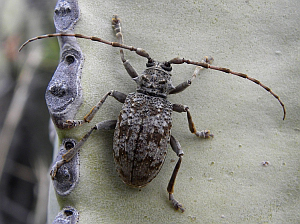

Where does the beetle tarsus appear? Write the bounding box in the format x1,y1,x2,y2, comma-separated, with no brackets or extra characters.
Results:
169,194,185,212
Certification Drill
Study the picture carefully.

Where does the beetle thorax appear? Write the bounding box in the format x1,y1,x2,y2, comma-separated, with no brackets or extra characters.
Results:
135,61,175,98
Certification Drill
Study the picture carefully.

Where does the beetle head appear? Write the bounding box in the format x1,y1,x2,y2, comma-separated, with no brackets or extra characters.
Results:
134,59,175,98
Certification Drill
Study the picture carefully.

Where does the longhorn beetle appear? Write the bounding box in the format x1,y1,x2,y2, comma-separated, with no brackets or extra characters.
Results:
20,15,286,212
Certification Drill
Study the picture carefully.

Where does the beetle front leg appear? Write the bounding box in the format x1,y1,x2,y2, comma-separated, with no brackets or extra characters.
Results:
169,56,213,95
112,15,139,79
173,104,214,138
65,90,126,128
50,120,117,178
168,135,184,212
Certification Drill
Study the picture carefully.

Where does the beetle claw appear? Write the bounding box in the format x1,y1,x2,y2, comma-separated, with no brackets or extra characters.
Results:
195,130,214,138
169,194,185,212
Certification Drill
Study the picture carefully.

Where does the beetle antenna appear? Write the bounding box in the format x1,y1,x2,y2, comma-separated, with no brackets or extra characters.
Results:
19,33,151,61
168,57,286,120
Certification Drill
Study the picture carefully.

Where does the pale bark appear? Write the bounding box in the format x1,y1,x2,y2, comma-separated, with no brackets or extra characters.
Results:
48,0,300,223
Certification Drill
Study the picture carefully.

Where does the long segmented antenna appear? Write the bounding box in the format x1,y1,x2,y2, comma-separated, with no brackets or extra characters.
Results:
19,33,286,120
19,33,152,60
168,58,286,120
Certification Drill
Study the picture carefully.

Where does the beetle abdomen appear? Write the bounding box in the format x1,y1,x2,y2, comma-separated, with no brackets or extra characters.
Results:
113,92,173,187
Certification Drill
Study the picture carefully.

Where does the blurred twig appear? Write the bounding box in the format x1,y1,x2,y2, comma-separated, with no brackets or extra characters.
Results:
32,158,50,224
0,47,43,181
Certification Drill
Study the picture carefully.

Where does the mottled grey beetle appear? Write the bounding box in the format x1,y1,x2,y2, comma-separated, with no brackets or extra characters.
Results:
20,15,285,212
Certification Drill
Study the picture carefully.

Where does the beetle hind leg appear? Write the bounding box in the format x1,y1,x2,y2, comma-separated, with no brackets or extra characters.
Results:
168,156,184,212
167,135,185,212
50,120,117,179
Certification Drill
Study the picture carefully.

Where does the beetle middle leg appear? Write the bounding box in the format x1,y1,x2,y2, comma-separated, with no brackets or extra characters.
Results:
65,90,127,128
51,89,127,178
168,135,185,212
173,104,214,138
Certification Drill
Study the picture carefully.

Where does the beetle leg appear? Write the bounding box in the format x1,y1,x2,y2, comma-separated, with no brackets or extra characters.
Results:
64,90,126,128
82,90,126,123
186,107,214,138
112,15,139,79
50,120,117,178
167,135,185,212
173,104,213,138
169,56,213,95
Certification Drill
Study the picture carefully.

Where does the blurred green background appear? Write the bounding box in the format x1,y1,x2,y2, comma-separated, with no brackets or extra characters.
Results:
0,0,58,223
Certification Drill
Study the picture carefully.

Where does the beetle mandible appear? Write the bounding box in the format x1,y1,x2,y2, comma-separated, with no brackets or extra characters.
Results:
19,15,286,212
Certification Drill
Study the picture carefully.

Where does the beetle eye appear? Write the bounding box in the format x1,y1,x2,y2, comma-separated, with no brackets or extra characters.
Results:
161,62,172,71
146,59,155,67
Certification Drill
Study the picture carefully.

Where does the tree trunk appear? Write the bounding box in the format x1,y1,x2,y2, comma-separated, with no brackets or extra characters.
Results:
48,0,299,223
